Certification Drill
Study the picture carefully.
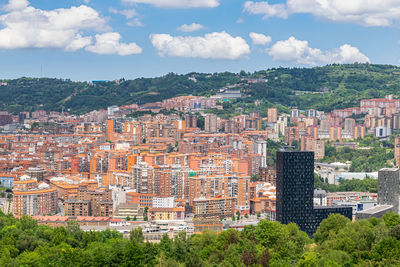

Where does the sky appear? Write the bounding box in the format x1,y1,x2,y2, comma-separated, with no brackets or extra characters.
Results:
0,0,399,81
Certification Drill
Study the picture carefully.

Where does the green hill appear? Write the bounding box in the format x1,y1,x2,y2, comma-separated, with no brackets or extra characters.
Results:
2,63,400,114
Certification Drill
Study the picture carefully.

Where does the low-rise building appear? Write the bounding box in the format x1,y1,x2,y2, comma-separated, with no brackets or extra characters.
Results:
148,207,185,221
114,203,143,220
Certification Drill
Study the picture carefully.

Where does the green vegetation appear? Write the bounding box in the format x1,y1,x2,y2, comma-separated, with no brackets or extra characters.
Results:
0,72,240,114
126,109,179,118
246,63,400,112
315,175,378,193
4,64,400,114
2,212,400,265
266,139,286,167
321,141,393,172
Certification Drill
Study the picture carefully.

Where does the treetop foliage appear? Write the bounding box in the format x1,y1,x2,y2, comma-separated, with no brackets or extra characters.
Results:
2,211,400,266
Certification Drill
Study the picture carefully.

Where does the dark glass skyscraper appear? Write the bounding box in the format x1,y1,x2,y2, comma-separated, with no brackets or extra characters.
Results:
276,150,352,236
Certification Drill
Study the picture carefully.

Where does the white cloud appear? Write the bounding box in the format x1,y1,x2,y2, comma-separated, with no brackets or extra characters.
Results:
3,0,29,11
65,34,92,52
177,23,204,32
150,31,250,60
0,0,142,55
86,32,142,55
121,0,219,8
0,2,106,50
127,18,144,27
244,0,400,27
268,36,370,65
243,1,288,19
109,8,144,27
249,32,271,45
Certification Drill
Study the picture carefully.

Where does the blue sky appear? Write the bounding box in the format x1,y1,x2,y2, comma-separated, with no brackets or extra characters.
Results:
0,0,399,81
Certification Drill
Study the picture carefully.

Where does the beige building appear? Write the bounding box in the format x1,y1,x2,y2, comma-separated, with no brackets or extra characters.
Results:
301,135,325,159
267,108,277,123
205,114,218,132
113,203,143,220
13,188,58,216
192,196,235,219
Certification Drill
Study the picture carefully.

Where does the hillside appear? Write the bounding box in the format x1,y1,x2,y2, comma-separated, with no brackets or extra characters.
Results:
1,64,400,114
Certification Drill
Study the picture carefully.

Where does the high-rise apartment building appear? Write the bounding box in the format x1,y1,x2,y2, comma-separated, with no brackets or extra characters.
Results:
267,108,277,123
356,168,399,220
276,151,314,234
276,151,352,236
259,167,276,185
13,187,58,216
189,174,250,213
64,199,90,216
133,157,155,194
291,109,301,118
395,137,400,167
205,114,218,132
185,114,198,128
65,185,113,217
300,135,325,159
284,127,299,146
193,196,235,219
344,118,356,134
378,168,399,213
156,167,190,200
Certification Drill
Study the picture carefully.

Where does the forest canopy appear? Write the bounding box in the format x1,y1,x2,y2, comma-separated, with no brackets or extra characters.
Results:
1,211,400,266
2,64,400,114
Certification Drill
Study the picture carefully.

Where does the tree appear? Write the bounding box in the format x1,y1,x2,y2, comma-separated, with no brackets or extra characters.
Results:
244,213,249,219
126,216,131,221
133,216,137,221
185,249,205,267
159,234,174,259
389,224,400,240
130,228,144,243
144,207,149,221
383,212,400,229
260,249,271,267
66,219,81,242
232,215,235,221
250,174,259,182
172,232,188,263
242,249,257,266
257,212,261,219
314,214,351,244
124,240,144,266
291,140,299,150
317,250,351,266
255,220,288,248
196,115,205,130
371,237,400,262
297,252,318,267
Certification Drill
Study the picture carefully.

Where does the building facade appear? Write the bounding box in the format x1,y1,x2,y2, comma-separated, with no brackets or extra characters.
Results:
276,150,352,236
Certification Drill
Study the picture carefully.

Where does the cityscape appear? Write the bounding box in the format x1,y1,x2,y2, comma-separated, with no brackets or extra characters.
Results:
2,0,400,266
1,88,400,265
